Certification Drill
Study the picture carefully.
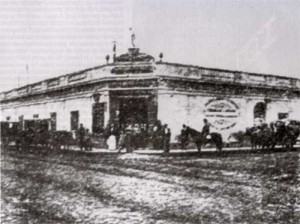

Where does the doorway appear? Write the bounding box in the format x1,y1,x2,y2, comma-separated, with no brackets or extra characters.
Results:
119,98,148,129
254,102,266,124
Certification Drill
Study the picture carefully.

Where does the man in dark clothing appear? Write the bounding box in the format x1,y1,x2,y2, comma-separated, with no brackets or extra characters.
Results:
110,123,121,147
164,127,171,153
84,128,92,151
78,123,85,151
202,119,211,141
160,124,168,150
153,120,162,149
117,129,126,153
124,124,134,153
181,124,189,150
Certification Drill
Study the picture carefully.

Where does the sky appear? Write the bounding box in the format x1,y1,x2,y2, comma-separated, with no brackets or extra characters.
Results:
1,0,299,92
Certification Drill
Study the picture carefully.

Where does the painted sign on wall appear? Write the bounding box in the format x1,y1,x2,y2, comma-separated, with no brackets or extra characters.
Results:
204,99,240,130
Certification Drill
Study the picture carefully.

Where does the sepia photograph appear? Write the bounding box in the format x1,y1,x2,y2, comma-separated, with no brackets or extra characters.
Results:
1,0,300,223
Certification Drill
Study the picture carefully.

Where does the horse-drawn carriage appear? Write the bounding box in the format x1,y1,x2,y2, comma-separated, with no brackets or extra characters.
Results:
1,119,75,151
246,119,300,151
1,121,19,149
270,119,300,150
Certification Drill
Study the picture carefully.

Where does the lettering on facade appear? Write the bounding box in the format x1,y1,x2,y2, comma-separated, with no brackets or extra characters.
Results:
111,65,154,74
276,78,291,87
68,73,87,83
48,79,60,87
17,88,27,95
204,98,240,130
31,83,42,92
5,91,16,98
245,74,265,84
209,71,235,81
183,69,201,78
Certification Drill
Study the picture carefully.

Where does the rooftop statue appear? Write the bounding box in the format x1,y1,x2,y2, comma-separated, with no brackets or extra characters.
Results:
130,27,136,48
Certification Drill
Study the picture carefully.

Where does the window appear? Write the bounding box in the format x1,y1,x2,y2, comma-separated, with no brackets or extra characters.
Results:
6,116,10,121
92,103,105,133
70,111,79,131
50,112,57,131
278,113,289,120
33,114,39,119
254,102,266,119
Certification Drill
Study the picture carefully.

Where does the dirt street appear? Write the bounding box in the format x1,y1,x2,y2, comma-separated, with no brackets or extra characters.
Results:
1,149,299,223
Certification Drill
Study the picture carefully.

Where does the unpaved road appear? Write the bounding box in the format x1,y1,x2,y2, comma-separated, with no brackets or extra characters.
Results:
1,149,300,223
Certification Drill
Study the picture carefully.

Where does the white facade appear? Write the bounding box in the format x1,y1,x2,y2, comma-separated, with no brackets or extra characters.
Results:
0,92,110,132
157,89,300,142
1,49,300,144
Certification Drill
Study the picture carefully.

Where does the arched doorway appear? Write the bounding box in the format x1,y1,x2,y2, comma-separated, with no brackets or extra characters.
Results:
253,102,266,124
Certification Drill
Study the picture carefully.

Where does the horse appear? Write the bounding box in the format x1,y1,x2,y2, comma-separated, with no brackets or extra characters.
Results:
245,125,275,151
270,120,300,151
256,128,274,151
245,127,259,150
185,127,223,152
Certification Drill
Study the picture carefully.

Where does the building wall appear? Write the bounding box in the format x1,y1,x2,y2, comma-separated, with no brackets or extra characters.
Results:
157,89,299,142
0,93,111,132
289,99,300,120
1,83,300,145
157,90,248,142
266,99,300,124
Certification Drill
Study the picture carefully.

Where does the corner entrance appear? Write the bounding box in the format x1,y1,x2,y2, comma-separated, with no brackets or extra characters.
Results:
119,98,148,129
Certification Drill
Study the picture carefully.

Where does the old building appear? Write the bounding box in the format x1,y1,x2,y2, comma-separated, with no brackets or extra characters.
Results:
1,47,300,142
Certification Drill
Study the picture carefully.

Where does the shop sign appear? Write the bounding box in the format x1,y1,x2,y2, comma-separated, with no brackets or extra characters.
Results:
204,99,240,130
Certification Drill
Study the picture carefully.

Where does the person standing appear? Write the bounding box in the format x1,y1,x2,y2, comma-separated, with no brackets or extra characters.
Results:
78,123,85,151
181,124,188,150
111,122,121,147
124,124,134,153
202,119,211,141
164,127,171,153
85,128,92,151
153,120,162,149
117,129,126,153
159,124,166,149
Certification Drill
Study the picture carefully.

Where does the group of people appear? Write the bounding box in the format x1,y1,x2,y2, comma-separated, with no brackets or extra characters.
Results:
77,119,212,152
103,120,171,153
104,122,149,152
